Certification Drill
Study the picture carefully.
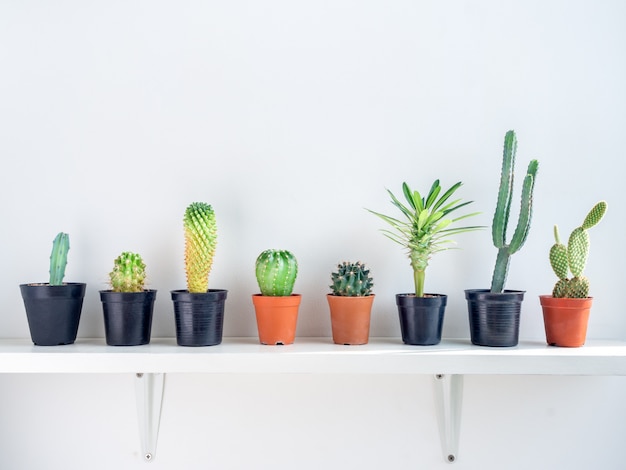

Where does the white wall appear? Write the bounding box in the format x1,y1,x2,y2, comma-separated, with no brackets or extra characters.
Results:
1,1,625,469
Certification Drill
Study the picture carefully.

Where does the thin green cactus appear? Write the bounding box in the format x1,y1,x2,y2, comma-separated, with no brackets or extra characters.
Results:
490,130,539,293
49,232,70,286
109,252,147,293
255,249,298,296
330,261,374,297
184,202,217,293
550,201,607,298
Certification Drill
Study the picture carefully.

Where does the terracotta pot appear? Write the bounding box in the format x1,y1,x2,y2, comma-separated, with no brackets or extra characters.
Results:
252,294,301,345
327,294,374,345
539,295,593,347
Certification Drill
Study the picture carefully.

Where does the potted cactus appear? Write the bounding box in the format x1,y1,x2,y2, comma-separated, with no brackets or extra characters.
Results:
327,261,374,345
19,232,86,346
367,179,481,345
171,202,228,347
99,252,156,346
251,249,300,345
540,201,607,347
465,130,539,347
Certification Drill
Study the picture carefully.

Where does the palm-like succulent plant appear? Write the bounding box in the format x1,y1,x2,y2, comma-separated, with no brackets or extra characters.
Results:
368,180,481,297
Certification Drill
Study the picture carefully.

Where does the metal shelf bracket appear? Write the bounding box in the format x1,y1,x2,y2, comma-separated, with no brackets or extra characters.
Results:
433,374,464,463
135,373,165,462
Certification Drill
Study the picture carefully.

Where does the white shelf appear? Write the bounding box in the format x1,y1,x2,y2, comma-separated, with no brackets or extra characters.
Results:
1,337,625,376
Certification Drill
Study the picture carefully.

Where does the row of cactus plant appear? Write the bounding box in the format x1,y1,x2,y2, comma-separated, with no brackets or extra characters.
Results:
39,134,607,302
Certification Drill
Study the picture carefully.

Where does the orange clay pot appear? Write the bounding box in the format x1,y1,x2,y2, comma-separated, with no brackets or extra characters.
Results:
327,294,374,345
539,295,593,347
252,294,301,345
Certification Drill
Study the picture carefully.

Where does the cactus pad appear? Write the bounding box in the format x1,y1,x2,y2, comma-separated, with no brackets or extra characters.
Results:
330,261,373,297
582,201,608,230
109,252,146,293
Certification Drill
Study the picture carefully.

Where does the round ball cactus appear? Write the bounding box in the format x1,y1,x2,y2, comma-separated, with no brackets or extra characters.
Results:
255,249,298,296
330,261,373,297
109,252,146,293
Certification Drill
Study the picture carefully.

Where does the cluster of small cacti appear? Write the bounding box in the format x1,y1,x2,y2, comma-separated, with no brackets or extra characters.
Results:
330,261,373,297
490,130,539,293
255,249,298,296
550,201,607,298
184,202,217,293
109,252,147,293
49,232,70,286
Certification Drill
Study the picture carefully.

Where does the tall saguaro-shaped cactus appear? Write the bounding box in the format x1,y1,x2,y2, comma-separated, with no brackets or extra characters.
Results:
49,232,70,286
184,202,217,293
490,131,539,293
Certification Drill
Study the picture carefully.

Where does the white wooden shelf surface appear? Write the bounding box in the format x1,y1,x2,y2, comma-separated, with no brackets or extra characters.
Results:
1,337,625,376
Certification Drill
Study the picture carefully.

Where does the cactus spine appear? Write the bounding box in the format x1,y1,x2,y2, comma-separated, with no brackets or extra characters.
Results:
184,202,217,293
550,201,607,298
330,261,373,297
49,232,70,286
109,252,147,293
490,131,539,293
255,249,298,296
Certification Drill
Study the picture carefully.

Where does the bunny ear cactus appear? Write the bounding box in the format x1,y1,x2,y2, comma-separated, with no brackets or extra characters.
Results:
330,261,374,297
550,201,607,298
49,232,70,286
367,179,481,297
184,202,217,293
490,130,539,293
109,252,147,293
255,249,298,296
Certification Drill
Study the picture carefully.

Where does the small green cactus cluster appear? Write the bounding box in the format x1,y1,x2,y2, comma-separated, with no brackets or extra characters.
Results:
550,201,607,298
490,130,539,293
330,261,373,297
184,202,217,293
109,252,147,293
49,232,70,286
255,249,298,296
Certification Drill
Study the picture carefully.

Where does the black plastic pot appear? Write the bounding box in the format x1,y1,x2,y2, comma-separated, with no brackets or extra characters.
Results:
19,283,86,346
396,293,447,345
171,289,227,346
465,289,525,347
100,290,156,346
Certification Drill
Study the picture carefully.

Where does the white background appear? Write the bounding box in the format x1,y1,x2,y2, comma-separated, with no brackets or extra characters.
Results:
1,1,625,469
